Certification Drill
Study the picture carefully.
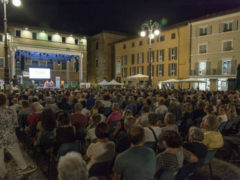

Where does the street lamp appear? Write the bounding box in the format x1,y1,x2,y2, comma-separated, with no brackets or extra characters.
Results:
140,20,160,88
1,0,21,90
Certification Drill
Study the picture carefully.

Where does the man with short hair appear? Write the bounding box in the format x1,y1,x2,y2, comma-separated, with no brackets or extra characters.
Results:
136,105,150,127
112,126,156,180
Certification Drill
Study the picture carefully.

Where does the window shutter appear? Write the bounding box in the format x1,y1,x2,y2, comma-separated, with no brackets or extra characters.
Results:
175,63,177,76
156,65,158,76
137,53,139,64
152,65,154,76
142,52,144,64
121,56,123,66
152,51,154,62
162,50,165,62
231,59,237,74
168,64,170,76
219,23,224,33
233,20,238,31
206,62,211,75
162,64,164,76
147,52,149,63
196,28,200,36
157,50,159,62
195,62,199,75
175,47,177,60
169,48,171,60
208,25,212,35
218,60,222,75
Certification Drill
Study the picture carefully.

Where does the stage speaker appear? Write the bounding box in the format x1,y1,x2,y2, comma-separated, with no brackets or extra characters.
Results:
20,55,25,70
74,59,79,72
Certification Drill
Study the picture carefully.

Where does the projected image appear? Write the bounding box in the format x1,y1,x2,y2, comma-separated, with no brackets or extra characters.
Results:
29,68,51,79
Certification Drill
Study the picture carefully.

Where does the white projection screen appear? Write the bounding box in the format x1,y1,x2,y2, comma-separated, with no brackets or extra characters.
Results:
29,68,51,79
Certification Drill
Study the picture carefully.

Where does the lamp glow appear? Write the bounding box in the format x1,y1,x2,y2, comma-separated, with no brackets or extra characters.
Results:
149,33,154,39
140,31,146,37
12,0,21,7
154,29,160,36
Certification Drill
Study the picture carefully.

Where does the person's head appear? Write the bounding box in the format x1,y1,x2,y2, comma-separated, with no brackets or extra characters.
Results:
202,114,219,131
148,113,158,126
162,130,182,149
92,113,101,126
204,104,213,114
22,100,30,108
128,125,145,146
0,93,8,107
164,113,176,125
40,108,56,131
124,116,136,131
80,101,86,108
188,126,204,142
98,106,105,114
159,99,165,105
141,105,150,114
74,103,83,113
197,101,205,109
57,111,70,126
95,122,110,139
112,103,120,111
219,105,226,115
58,152,88,180
46,97,53,104
123,110,132,120
32,102,43,113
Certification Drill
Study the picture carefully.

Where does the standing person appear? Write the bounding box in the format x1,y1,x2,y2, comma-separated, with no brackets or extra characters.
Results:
112,126,156,180
0,93,36,178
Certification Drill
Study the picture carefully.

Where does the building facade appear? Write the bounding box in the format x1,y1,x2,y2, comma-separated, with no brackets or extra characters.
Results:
87,31,128,83
114,23,190,89
190,10,240,91
0,25,87,87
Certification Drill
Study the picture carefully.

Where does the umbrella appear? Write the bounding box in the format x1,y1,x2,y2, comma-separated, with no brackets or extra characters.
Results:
97,80,109,86
108,80,122,86
127,74,149,79
236,64,240,90
161,79,180,83
179,78,206,83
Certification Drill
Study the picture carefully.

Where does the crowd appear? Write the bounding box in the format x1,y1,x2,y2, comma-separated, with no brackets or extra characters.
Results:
0,88,240,180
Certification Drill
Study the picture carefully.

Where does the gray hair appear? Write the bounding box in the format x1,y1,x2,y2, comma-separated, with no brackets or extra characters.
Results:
58,152,88,180
189,126,204,141
112,103,120,111
74,103,83,112
164,112,176,124
32,102,43,112
205,114,219,131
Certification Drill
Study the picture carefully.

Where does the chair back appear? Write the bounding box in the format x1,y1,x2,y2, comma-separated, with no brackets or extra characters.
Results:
218,122,227,132
202,149,218,166
89,160,113,177
155,169,176,180
56,142,79,160
224,120,235,130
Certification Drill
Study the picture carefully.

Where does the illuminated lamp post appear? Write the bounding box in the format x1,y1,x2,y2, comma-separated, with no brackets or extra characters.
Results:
140,20,160,88
1,0,21,90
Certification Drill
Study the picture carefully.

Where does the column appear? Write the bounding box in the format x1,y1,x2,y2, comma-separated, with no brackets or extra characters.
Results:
66,61,70,86
210,79,217,91
78,54,83,84
11,49,15,78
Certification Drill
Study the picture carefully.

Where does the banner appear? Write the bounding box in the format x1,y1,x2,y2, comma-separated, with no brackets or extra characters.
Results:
56,76,61,88
116,56,121,75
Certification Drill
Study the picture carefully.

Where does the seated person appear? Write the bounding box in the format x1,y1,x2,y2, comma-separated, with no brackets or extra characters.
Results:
54,112,76,152
217,105,228,123
70,103,88,129
156,130,198,176
58,152,88,180
136,105,150,127
161,113,178,133
201,114,224,150
107,103,122,126
28,102,43,134
85,122,115,170
86,113,102,143
183,127,207,159
112,126,156,180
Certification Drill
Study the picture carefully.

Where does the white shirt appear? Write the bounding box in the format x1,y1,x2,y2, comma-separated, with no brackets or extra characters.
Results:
218,114,228,123
136,113,149,127
81,108,90,118
144,126,162,142
155,105,168,115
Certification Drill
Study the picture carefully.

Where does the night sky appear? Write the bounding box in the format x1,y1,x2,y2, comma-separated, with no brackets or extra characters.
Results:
1,0,240,35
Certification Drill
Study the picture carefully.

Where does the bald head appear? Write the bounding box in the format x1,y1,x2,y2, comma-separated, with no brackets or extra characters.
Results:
128,126,144,146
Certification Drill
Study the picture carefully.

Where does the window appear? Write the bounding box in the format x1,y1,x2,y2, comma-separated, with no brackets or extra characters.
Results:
75,39,79,45
139,40,143,46
123,68,127,77
223,22,233,32
123,44,126,49
131,54,135,64
32,61,39,67
132,42,135,47
169,47,177,60
47,61,53,69
62,62,67,70
0,35,3,42
48,35,52,41
15,30,21,37
222,41,233,51
199,27,208,36
199,62,206,75
148,51,154,62
138,66,144,74
0,57,4,68
130,67,136,75
96,59,98,67
157,64,164,76
158,49,164,62
151,39,155,44
199,44,207,54
96,41,99,49
32,32,37,40
138,52,144,64
123,55,127,65
169,63,177,76
160,36,165,42
62,37,66,43
223,60,231,75
171,33,176,39
147,65,154,76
